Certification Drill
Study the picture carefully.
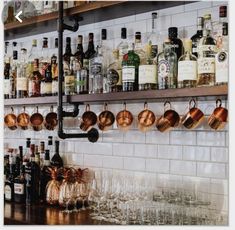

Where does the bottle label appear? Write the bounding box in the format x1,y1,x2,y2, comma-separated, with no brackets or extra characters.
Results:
139,65,157,84
198,57,215,74
44,82,52,94
178,61,197,81
65,75,75,94
122,66,135,82
91,63,102,75
158,60,170,78
216,51,228,83
107,69,119,86
198,45,216,53
4,79,10,94
16,78,28,91
52,80,58,94
14,183,25,195
5,185,11,200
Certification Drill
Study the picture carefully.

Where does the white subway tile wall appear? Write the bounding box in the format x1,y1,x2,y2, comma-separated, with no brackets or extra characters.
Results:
4,1,228,214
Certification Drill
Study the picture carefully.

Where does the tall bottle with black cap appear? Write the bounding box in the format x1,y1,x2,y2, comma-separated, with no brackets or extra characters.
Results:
50,140,63,168
117,27,129,57
63,37,73,70
168,27,183,60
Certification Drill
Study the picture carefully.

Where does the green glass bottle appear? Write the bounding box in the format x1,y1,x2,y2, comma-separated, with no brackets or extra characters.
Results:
122,43,140,91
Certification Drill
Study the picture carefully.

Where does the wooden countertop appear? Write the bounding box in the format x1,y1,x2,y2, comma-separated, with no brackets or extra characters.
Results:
4,202,111,225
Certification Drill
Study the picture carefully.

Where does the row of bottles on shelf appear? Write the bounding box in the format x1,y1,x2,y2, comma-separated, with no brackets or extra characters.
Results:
4,6,228,99
4,0,94,24
4,136,64,204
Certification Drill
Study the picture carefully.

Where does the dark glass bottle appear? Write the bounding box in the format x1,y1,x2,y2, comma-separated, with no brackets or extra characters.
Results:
14,161,26,203
42,64,52,96
15,146,23,177
168,27,184,60
84,33,96,60
4,58,10,99
75,35,85,67
50,141,63,168
4,154,10,182
63,37,73,65
25,144,40,205
40,150,51,203
191,17,204,57
4,154,16,202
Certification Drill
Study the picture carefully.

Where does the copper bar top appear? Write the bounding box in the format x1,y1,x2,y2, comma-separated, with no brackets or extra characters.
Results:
4,202,110,225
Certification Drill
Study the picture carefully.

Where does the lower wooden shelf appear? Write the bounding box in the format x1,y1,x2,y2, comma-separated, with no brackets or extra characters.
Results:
4,85,228,106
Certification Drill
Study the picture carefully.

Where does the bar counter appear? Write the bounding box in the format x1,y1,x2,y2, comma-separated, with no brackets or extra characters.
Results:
4,202,110,225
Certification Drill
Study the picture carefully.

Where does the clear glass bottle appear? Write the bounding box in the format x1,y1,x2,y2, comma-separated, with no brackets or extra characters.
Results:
105,49,122,93
34,1,44,15
40,37,49,79
117,27,129,57
64,56,76,95
191,17,204,57
29,59,41,97
157,40,177,89
16,48,28,98
76,58,89,94
122,43,140,91
89,46,103,94
168,27,184,61
215,22,228,85
9,42,17,99
178,39,197,88
134,32,146,65
197,14,216,87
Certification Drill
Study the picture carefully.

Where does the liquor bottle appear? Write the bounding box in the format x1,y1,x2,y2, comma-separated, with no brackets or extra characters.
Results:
34,1,44,15
4,153,16,202
15,146,23,177
40,149,51,202
24,138,31,161
4,58,11,99
89,46,103,94
43,0,55,14
122,43,140,92
134,32,146,65
213,6,228,50
14,161,26,203
41,64,52,96
48,136,53,157
139,38,157,91
106,49,122,93
35,146,40,167
168,27,184,61
117,27,129,57
197,14,216,87
63,37,73,69
51,55,59,96
50,140,63,168
178,39,197,88
55,38,58,49
191,17,204,57
4,154,10,183
39,141,45,167
64,57,76,95
84,33,96,60
76,58,89,94
74,35,85,68
29,59,41,97
25,144,40,204
215,22,228,85
16,48,28,98
157,40,177,89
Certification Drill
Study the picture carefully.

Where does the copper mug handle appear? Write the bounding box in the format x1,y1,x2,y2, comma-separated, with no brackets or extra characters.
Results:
80,104,97,131
4,107,17,130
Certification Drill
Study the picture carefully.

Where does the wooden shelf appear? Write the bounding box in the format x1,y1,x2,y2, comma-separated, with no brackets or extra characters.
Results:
4,1,126,31
4,85,228,106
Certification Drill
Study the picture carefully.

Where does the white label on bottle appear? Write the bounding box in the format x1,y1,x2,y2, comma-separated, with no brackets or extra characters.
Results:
198,57,215,74
40,82,45,95
122,66,135,82
65,75,75,85
198,45,216,52
216,51,228,83
44,82,52,94
5,185,11,200
4,79,10,94
192,47,197,54
28,80,33,95
158,60,170,78
139,65,157,84
16,78,28,91
52,81,58,94
14,183,24,195
178,61,197,81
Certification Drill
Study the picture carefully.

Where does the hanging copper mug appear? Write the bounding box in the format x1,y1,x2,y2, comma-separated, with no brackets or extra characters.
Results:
208,99,228,130
30,106,44,131
4,107,17,130
181,99,204,129
116,102,134,131
80,104,97,131
156,101,180,132
98,103,115,131
17,106,30,130
44,106,58,131
137,102,156,132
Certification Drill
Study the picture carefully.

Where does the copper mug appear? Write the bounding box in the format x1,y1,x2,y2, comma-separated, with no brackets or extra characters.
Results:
44,106,58,131
17,106,30,130
98,103,115,131
80,104,97,131
116,102,134,131
208,99,228,130
181,99,204,129
30,106,44,131
137,102,156,132
156,101,180,132
4,107,17,130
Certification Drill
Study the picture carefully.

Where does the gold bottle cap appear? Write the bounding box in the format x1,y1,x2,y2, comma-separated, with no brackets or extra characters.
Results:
184,39,192,51
204,14,211,20
112,49,119,59
32,39,37,47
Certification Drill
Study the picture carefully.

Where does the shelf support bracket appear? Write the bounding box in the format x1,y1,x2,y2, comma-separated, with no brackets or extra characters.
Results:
57,1,99,142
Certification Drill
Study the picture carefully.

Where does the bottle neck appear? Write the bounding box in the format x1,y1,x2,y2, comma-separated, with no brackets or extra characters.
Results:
65,42,72,54
203,19,212,36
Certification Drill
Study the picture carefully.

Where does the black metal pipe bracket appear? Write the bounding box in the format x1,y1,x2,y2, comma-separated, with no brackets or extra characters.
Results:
57,1,99,143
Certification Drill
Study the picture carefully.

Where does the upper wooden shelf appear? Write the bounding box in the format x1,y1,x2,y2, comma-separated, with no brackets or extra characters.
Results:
4,1,126,31
4,85,228,106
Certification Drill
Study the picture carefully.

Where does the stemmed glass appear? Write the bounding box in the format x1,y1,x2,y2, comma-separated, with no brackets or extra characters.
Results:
79,183,88,210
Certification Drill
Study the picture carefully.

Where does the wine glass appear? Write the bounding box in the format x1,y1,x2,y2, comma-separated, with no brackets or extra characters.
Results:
79,183,88,210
